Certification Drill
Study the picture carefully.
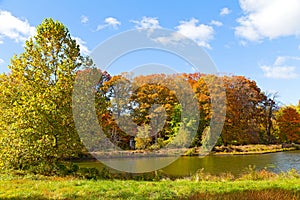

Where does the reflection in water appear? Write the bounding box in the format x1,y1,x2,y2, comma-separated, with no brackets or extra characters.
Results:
272,151,300,173
101,157,177,173
76,151,300,176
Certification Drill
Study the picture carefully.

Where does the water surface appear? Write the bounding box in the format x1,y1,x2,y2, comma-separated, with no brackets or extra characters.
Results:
75,150,300,176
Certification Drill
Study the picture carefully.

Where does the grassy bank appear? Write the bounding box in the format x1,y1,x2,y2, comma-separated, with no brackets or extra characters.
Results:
0,170,299,199
85,144,299,158
211,144,297,155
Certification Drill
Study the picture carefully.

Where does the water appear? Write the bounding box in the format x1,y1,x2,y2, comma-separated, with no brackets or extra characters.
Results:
75,150,300,176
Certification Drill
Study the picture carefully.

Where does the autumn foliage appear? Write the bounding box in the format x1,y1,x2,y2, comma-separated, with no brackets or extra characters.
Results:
94,72,286,149
0,19,299,174
277,107,300,143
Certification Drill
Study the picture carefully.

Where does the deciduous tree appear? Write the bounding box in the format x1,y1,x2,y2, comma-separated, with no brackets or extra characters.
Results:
277,106,300,144
0,19,89,173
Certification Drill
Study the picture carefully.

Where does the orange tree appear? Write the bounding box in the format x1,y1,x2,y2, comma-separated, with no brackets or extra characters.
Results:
214,76,266,145
277,106,300,144
186,74,267,146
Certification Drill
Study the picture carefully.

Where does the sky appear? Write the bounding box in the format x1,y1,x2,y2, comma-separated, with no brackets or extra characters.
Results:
0,0,300,105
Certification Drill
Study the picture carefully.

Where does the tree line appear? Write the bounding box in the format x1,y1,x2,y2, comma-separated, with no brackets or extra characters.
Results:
93,72,300,150
0,19,299,173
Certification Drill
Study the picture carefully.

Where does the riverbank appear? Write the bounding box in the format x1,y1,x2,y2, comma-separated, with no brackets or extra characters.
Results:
0,170,299,200
79,144,299,159
210,144,299,156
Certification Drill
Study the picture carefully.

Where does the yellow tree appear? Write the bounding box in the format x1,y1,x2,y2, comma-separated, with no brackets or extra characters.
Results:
0,19,89,173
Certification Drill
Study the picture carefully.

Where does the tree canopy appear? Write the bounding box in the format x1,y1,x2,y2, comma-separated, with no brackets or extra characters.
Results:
0,18,90,173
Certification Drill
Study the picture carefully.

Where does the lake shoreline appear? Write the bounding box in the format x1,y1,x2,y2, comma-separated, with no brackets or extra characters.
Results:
202,144,300,156
71,144,300,161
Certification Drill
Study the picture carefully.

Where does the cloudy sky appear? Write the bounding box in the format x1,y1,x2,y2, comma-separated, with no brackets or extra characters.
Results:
0,0,300,105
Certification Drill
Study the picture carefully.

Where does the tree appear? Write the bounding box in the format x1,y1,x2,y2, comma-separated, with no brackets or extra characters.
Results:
73,68,113,152
94,74,136,150
220,76,266,145
201,126,211,152
0,19,88,173
130,74,182,145
277,106,300,144
184,73,211,146
135,125,152,150
262,92,279,143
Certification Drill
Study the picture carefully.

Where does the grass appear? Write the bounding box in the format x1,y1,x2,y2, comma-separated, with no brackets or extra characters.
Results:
212,144,297,155
186,189,300,200
0,169,299,199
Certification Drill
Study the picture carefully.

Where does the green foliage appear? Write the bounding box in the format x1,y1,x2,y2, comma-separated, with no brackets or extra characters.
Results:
201,126,211,152
135,125,152,150
183,147,196,156
172,125,191,148
0,18,88,174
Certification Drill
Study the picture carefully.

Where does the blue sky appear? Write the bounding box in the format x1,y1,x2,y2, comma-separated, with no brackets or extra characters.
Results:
0,0,300,105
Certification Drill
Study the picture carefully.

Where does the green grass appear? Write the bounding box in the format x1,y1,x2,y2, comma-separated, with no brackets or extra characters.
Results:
0,173,299,199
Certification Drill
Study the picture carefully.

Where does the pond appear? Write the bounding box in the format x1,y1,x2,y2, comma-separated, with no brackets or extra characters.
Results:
75,150,300,177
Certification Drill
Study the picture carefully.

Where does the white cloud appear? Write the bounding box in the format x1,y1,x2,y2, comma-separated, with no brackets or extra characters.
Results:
275,56,300,65
176,18,214,49
152,18,215,49
235,0,300,41
0,10,36,43
131,17,161,29
210,20,223,27
260,56,299,79
274,56,286,66
97,17,121,31
0,58,4,64
81,15,88,24
73,37,90,55
261,66,297,79
220,7,231,16
153,32,187,46
104,17,121,28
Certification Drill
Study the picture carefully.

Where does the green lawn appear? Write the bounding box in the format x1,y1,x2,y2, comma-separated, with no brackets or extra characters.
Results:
0,174,299,199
